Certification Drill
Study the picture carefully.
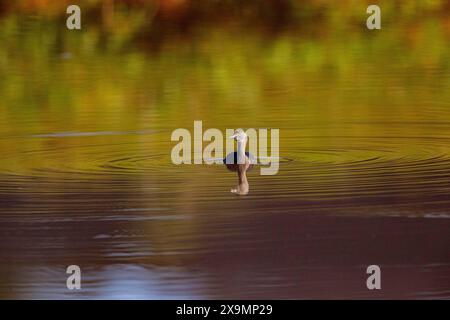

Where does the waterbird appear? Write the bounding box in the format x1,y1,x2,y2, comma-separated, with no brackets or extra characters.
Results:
224,129,252,195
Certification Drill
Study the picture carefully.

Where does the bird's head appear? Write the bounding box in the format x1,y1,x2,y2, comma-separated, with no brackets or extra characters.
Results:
229,128,247,143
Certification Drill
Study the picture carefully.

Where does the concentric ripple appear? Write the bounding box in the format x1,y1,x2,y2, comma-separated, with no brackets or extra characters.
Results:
0,130,449,218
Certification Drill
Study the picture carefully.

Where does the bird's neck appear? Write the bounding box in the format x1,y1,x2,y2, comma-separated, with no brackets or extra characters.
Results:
237,139,246,164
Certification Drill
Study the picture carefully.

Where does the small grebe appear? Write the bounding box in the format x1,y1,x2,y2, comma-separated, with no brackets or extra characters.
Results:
224,129,252,195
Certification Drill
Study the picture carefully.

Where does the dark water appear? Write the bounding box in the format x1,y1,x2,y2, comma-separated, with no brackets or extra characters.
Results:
0,1,449,299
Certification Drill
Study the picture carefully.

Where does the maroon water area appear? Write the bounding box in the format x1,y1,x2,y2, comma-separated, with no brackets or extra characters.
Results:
0,177,448,299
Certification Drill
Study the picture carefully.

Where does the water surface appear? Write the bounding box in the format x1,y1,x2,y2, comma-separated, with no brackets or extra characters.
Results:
0,1,449,299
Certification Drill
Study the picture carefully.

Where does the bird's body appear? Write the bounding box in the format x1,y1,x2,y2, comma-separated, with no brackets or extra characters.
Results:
223,151,254,172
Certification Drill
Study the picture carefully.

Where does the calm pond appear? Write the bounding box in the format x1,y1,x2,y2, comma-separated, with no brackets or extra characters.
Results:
0,1,449,299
